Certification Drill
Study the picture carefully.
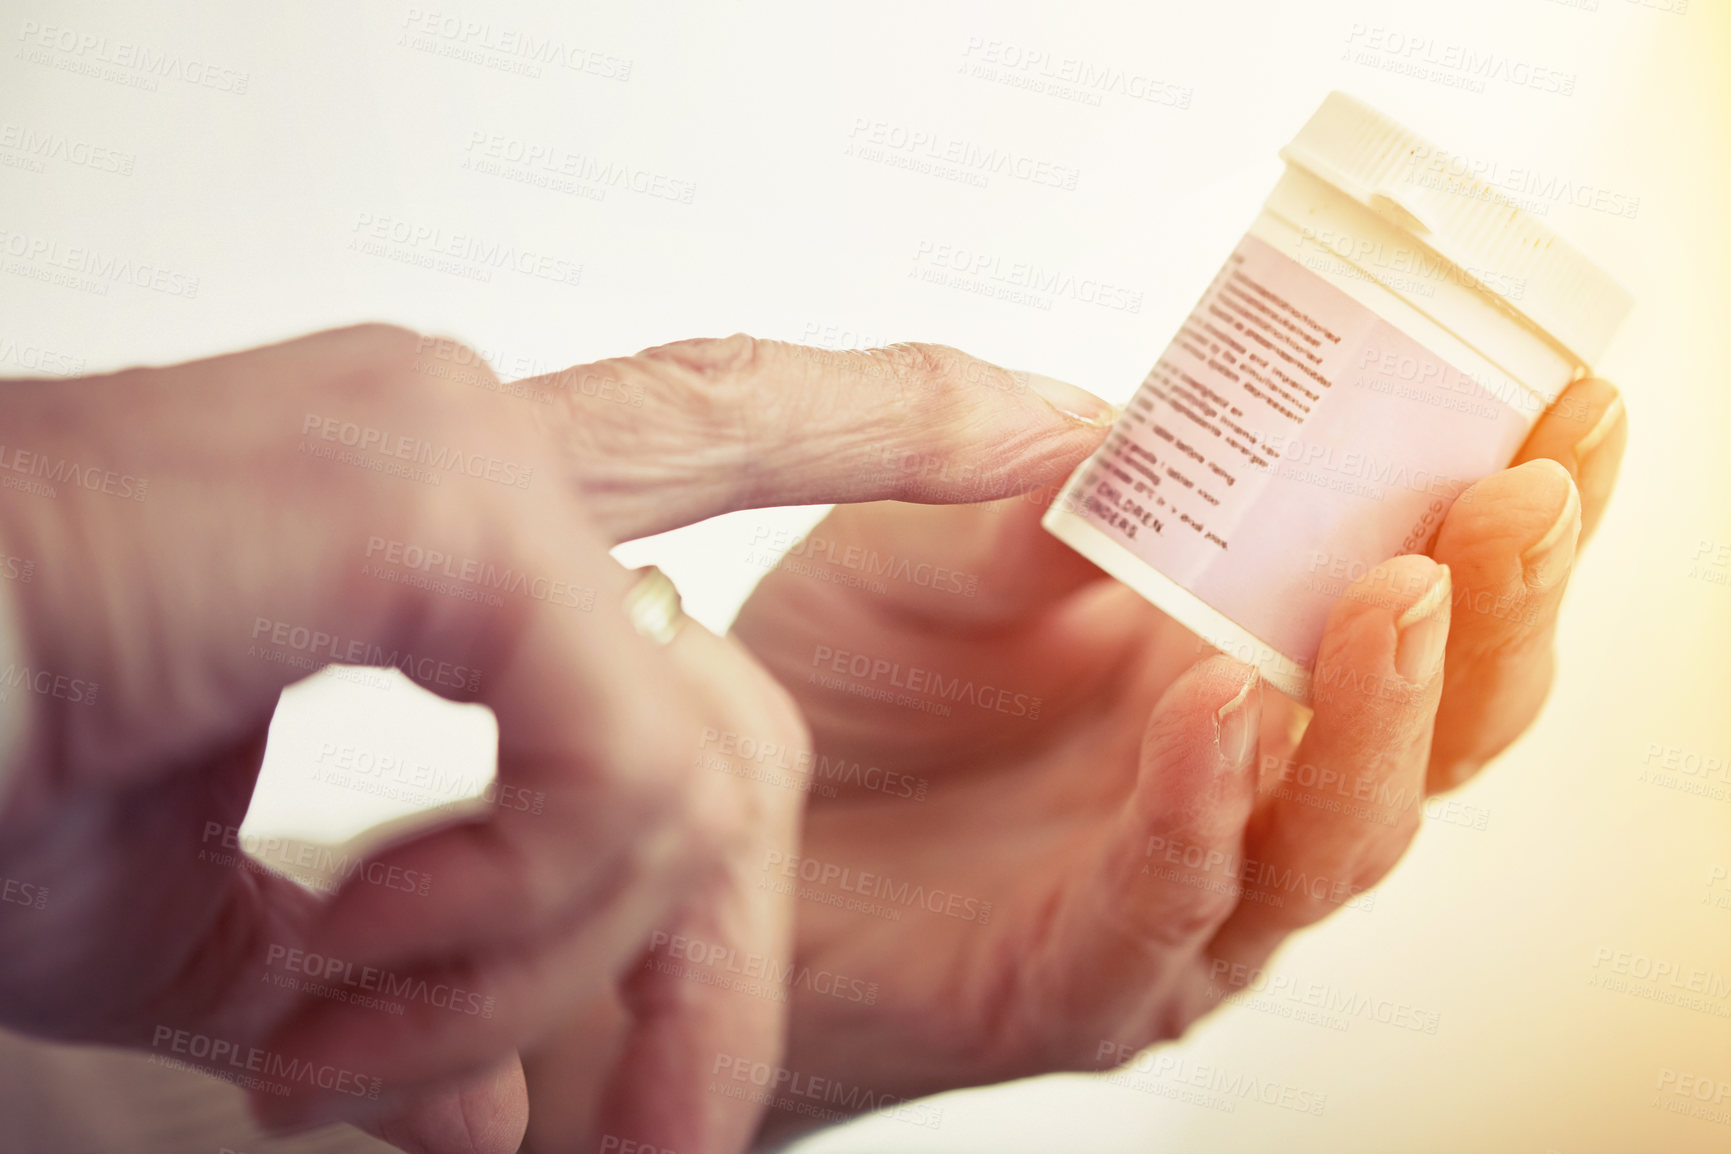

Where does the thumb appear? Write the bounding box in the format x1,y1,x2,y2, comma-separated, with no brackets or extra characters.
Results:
524,334,1115,542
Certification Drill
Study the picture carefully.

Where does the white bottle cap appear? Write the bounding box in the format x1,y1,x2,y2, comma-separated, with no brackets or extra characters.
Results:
1279,92,1633,369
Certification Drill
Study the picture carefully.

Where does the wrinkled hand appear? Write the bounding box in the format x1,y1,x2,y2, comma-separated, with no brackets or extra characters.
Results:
0,327,1109,1154
728,378,1625,1142
509,339,1115,1153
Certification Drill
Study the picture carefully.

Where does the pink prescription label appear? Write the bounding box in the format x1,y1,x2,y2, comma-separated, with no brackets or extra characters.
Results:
1060,233,1534,666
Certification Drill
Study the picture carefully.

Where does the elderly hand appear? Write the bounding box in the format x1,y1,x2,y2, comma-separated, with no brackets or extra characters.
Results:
0,326,1111,1154
724,377,1624,1143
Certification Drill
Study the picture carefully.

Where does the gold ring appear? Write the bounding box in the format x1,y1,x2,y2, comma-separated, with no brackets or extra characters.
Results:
623,565,685,646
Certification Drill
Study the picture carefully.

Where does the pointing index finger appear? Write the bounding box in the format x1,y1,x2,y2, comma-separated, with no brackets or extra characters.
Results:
530,335,1115,542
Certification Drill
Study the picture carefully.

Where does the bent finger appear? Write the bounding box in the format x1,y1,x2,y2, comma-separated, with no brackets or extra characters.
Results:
300,597,719,975
596,635,805,1154
1035,656,1261,1062
1207,555,1447,972
1511,377,1626,547
1427,460,1579,790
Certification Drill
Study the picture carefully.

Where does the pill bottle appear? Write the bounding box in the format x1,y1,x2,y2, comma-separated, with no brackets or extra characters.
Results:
1043,91,1631,702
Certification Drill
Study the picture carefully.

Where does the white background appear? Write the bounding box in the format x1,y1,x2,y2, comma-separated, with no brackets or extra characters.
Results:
4,1,1729,1150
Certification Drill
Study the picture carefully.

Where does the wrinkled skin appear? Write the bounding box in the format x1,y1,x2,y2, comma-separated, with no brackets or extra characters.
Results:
725,377,1624,1145
0,327,1112,1153
519,374,1624,1150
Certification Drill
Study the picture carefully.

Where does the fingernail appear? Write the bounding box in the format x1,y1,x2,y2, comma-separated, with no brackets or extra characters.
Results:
1519,460,1582,588
1018,371,1117,428
1394,564,1450,682
1215,672,1261,770
1572,393,1624,462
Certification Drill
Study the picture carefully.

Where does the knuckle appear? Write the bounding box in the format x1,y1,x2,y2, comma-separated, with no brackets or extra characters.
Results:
329,324,446,393
1343,817,1419,889
1144,892,1236,947
644,726,705,806
873,342,1006,398
340,321,426,358
672,770,762,881
1116,852,1235,947
1464,607,1555,667
602,707,705,826
865,343,1001,455
877,340,953,382
1435,500,1531,569
329,325,433,393
639,332,761,378
666,804,731,873
623,338,756,448
306,324,425,396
